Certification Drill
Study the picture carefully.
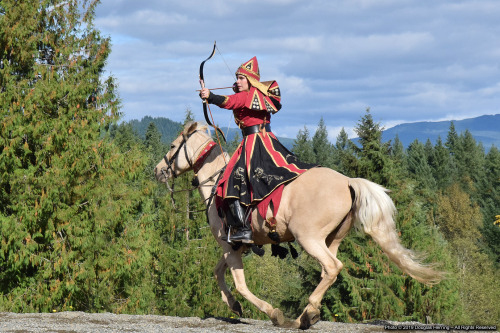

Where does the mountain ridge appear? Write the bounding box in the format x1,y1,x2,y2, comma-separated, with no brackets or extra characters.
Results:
381,114,500,149
127,114,500,151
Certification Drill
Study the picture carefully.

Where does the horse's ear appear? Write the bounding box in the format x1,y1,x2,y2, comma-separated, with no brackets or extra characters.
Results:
185,121,198,135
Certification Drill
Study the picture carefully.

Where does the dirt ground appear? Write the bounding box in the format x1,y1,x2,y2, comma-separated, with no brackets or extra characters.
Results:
0,312,496,333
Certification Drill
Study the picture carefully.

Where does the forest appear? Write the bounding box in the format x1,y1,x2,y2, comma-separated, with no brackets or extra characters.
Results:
1,0,499,326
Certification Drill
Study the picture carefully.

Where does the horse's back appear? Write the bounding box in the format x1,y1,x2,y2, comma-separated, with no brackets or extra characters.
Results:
278,167,353,238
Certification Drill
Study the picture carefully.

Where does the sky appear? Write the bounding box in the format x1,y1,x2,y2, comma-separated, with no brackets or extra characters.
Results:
94,0,500,141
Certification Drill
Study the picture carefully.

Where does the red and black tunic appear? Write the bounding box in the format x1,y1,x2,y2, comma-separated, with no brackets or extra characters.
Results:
207,86,316,216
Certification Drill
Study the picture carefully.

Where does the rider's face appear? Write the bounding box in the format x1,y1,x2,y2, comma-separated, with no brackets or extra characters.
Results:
236,74,250,92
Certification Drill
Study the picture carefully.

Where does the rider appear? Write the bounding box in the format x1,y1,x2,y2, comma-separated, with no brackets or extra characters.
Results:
200,57,315,244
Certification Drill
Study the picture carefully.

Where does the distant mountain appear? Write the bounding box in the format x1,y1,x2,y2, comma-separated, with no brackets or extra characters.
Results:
130,114,499,152
381,114,500,149
128,116,183,144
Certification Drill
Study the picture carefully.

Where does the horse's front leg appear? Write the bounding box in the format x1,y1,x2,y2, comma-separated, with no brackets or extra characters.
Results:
214,255,242,316
225,249,285,326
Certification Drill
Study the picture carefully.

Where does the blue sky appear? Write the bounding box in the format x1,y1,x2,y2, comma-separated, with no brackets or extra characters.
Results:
95,0,500,141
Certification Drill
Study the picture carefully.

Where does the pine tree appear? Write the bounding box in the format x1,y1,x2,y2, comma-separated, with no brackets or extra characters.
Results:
407,139,436,190
351,108,394,186
312,117,333,167
333,128,357,177
456,130,485,185
431,137,452,189
292,125,315,164
478,146,500,263
390,135,407,168
144,122,167,180
0,0,158,313
110,122,141,152
444,122,460,180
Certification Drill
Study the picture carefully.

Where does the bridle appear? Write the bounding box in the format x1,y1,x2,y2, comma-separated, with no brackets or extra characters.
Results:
162,131,195,180
161,130,226,213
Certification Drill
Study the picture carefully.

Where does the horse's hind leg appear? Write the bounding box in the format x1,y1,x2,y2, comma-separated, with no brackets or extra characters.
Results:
294,238,343,329
225,250,285,326
214,256,242,316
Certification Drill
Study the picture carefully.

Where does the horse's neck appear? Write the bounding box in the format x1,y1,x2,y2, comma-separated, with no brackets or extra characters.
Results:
195,149,228,205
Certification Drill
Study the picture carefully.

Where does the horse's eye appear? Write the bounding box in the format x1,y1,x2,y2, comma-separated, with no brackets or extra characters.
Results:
170,144,175,149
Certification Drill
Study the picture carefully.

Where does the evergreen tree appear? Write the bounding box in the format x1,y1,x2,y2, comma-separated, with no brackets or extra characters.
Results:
456,130,485,185
110,122,141,152
407,139,436,190
312,117,333,167
292,125,315,164
391,135,407,168
444,122,460,180
351,108,394,186
144,122,166,180
224,131,241,155
431,137,452,189
333,127,357,176
0,0,157,312
478,146,500,263
445,122,459,156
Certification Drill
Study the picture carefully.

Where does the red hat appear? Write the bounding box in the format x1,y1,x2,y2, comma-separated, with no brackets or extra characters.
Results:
235,56,260,82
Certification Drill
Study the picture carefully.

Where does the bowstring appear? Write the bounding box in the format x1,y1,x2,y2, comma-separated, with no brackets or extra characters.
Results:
215,44,236,141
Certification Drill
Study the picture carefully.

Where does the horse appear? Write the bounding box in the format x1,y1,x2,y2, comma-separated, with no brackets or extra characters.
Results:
154,121,444,329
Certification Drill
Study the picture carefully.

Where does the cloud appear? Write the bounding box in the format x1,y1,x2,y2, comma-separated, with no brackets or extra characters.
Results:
95,0,500,139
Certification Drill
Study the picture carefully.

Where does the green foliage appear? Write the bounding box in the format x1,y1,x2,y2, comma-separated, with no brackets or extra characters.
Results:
128,116,182,145
312,117,334,167
350,109,395,186
292,126,315,163
1,0,498,325
0,0,157,314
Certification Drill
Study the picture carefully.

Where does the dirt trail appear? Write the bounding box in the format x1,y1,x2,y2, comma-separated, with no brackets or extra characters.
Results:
0,312,494,333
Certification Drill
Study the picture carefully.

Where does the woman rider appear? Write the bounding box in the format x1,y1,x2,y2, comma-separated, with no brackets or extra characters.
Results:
199,57,315,244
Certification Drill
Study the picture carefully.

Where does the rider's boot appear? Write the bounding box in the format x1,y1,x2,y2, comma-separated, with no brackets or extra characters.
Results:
226,199,253,244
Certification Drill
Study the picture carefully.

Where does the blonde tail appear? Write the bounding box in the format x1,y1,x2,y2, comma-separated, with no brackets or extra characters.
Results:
348,178,444,285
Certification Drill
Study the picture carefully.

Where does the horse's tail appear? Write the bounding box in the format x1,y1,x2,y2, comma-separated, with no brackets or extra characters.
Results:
348,178,445,285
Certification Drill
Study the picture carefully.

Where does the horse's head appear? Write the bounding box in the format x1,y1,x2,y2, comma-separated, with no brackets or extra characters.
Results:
154,121,211,183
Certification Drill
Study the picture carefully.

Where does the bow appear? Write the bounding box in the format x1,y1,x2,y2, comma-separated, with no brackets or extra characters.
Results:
199,41,226,142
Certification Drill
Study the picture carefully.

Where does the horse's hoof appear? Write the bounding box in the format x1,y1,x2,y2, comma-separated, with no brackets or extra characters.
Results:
298,304,321,329
271,308,285,326
231,301,243,317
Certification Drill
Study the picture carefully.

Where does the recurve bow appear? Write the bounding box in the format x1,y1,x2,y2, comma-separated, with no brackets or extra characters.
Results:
199,41,226,142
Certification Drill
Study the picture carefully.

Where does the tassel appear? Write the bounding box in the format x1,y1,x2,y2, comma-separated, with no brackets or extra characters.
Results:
268,231,280,243
271,244,288,259
251,245,265,257
288,243,298,259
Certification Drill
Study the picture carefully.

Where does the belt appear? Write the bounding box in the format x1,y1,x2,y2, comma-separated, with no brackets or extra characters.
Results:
241,123,271,136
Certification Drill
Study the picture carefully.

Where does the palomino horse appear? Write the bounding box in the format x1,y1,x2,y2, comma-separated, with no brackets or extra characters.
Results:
154,122,443,329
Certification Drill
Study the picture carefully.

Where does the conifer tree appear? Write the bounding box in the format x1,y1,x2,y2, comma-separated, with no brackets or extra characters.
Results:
390,135,407,167
351,108,394,186
478,146,500,263
407,139,436,190
456,130,485,185
110,122,141,152
292,125,315,164
431,137,452,189
0,0,158,312
144,122,166,180
333,128,357,176
312,117,333,167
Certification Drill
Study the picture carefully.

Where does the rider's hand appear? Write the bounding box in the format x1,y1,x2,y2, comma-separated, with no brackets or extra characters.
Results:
199,88,210,99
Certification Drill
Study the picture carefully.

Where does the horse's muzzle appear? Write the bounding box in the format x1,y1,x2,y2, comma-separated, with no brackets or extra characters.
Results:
154,166,170,183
